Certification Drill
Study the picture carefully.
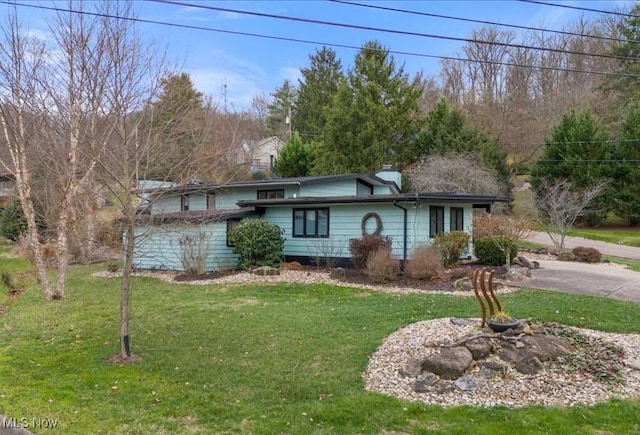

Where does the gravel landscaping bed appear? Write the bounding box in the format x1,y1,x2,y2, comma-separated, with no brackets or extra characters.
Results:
364,318,640,408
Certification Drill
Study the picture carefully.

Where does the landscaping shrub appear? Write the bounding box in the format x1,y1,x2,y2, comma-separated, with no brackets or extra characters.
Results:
474,237,518,266
406,244,444,281
179,231,211,275
432,231,470,266
572,246,602,263
365,247,400,283
229,219,285,270
349,234,392,269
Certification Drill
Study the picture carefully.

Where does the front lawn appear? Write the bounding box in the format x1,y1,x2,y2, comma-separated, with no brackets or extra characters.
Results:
567,227,640,247
0,262,639,434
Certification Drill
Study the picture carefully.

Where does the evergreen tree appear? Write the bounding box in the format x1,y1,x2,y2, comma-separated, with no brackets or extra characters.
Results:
611,103,640,225
530,108,612,224
266,80,297,140
314,41,423,174
150,73,205,180
414,98,512,197
602,3,640,111
273,132,315,178
295,47,344,143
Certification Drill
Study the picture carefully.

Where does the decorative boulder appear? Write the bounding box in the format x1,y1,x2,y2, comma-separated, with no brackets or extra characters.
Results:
252,266,280,276
412,373,439,393
464,337,494,360
505,266,531,281
521,334,575,361
422,346,473,380
399,357,423,377
284,261,302,271
453,277,472,291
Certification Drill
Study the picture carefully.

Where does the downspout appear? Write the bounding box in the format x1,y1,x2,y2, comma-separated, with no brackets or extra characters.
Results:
393,201,408,263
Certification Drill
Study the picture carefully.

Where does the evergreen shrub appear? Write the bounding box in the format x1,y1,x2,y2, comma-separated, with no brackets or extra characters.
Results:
474,237,518,266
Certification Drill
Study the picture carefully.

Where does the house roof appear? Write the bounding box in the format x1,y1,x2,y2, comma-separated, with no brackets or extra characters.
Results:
218,173,395,189
134,208,257,225
237,192,509,208
141,173,401,195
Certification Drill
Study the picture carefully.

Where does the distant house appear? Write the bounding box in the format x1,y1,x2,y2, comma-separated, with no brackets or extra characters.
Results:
237,136,285,173
131,166,508,272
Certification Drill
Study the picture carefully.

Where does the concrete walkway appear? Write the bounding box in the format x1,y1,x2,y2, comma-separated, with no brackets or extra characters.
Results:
523,232,640,302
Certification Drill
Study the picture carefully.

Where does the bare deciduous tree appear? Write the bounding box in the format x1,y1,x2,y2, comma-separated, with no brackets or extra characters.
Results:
473,212,531,268
0,10,53,298
405,154,503,196
533,178,607,250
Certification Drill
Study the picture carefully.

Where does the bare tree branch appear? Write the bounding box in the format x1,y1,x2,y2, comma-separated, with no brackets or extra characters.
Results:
533,178,607,250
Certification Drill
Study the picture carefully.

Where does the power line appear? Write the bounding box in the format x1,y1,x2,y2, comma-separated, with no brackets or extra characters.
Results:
518,0,640,19
330,0,640,45
3,0,639,80
154,0,640,64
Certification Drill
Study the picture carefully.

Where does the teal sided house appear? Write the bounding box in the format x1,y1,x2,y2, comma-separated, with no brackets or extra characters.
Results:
132,167,507,271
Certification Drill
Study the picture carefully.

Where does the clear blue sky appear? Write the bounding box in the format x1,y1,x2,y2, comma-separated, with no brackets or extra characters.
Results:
1,0,635,110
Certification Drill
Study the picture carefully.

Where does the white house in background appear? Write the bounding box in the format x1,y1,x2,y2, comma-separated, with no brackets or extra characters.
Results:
237,136,285,173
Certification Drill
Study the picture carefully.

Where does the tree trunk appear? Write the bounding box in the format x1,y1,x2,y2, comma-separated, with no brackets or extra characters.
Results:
54,203,71,299
19,184,53,299
120,222,135,359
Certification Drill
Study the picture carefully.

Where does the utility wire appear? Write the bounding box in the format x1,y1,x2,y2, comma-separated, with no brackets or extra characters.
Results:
153,0,640,64
518,0,640,20
330,0,640,45
3,0,639,79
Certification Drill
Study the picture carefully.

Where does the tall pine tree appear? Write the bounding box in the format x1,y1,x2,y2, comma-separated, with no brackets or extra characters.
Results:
150,73,204,180
314,41,422,174
294,47,344,143
266,79,297,140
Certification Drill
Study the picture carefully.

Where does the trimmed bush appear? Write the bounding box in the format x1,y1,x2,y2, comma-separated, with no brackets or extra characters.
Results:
572,246,602,263
229,219,285,270
433,231,470,266
349,235,392,269
406,245,444,281
366,247,400,283
474,237,518,266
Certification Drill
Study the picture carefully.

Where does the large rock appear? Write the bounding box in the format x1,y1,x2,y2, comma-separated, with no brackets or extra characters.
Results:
399,357,423,377
453,277,472,291
505,266,531,281
422,346,473,380
412,373,439,393
464,337,493,360
522,334,575,361
455,375,481,391
252,266,280,276
515,354,544,374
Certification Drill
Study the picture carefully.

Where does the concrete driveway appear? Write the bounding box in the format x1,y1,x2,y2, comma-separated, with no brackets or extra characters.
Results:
527,260,640,302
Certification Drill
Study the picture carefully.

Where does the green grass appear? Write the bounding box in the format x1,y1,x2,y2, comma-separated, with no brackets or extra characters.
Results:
567,227,640,247
1,259,640,434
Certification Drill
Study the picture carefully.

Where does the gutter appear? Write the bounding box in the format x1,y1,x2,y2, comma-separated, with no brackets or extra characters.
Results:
393,201,409,262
